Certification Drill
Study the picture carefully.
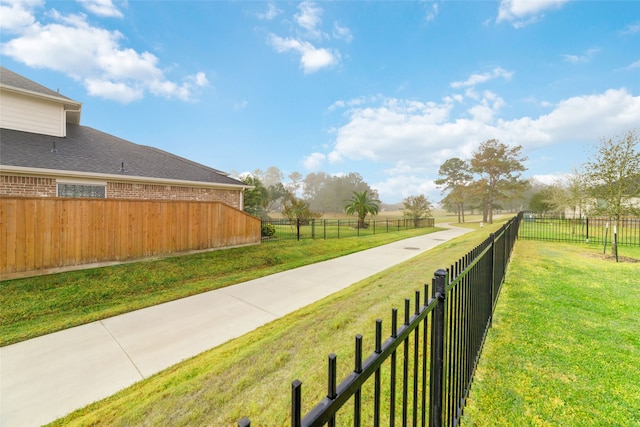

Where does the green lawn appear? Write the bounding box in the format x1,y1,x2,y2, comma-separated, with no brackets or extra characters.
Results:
1,226,443,347
461,240,640,426
47,221,509,426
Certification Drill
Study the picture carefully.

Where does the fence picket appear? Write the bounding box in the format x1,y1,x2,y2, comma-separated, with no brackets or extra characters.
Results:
0,197,260,276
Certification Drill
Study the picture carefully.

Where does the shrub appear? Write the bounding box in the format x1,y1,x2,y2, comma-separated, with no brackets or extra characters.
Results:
261,223,276,238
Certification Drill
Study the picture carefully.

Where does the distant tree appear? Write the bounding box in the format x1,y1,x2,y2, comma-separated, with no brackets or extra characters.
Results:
435,158,472,223
470,139,528,224
584,130,640,220
265,182,288,213
543,171,588,218
528,186,554,212
402,195,433,226
304,172,376,214
344,190,380,229
262,166,284,188
287,171,304,195
241,174,269,219
583,130,640,255
282,192,320,225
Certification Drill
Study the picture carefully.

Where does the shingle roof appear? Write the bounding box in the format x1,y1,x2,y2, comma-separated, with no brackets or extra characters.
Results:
0,125,247,187
0,66,77,103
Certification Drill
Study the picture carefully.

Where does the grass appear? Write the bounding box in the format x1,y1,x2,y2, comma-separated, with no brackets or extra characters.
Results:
461,240,640,426
1,226,443,347
47,220,510,426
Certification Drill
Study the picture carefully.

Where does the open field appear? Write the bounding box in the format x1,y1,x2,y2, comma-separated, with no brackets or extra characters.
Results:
461,240,640,426
48,220,510,426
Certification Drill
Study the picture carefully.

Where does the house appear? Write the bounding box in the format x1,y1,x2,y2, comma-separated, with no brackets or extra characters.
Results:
0,66,250,207
0,67,260,277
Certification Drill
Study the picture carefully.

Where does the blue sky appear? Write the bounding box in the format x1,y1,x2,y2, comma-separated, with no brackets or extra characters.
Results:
1,0,639,204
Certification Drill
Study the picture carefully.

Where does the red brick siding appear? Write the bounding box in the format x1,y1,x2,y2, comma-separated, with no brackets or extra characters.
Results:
107,182,241,207
0,175,242,209
0,175,56,197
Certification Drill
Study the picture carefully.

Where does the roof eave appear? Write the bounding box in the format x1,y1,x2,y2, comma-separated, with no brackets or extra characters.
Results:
0,84,82,110
0,165,252,190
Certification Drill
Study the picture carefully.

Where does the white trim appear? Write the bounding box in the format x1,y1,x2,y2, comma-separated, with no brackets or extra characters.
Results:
0,165,252,191
0,85,81,109
56,177,107,185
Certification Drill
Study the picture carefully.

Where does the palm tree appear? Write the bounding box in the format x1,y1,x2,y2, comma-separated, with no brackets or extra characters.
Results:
344,190,380,229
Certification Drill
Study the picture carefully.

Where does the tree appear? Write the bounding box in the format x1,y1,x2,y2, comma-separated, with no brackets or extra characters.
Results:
286,171,303,195
584,130,640,219
241,174,269,219
543,171,588,218
344,190,380,229
583,130,640,255
402,195,433,226
303,172,377,214
435,158,472,223
528,186,554,212
282,192,319,225
470,139,528,224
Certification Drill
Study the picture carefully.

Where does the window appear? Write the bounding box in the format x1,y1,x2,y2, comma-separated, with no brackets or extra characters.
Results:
57,183,106,198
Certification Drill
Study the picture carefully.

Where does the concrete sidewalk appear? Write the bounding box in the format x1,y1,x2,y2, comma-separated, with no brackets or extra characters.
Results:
1,226,471,426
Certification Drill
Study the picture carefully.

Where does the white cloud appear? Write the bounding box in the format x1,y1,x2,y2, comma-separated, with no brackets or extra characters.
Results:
319,88,639,202
627,60,640,70
621,21,640,35
0,6,207,103
425,2,439,22
497,0,569,28
295,0,324,39
0,0,42,33
268,34,338,73
333,22,353,42
234,100,248,110
450,67,513,88
257,2,281,21
561,48,599,64
268,1,348,73
302,152,326,170
77,0,123,18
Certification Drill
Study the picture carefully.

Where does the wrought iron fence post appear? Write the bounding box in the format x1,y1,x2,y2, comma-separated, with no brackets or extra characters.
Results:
292,380,302,427
430,269,447,427
297,218,301,241
489,233,496,326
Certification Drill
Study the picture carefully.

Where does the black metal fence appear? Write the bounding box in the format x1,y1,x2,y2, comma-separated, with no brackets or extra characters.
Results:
261,218,435,241
239,214,521,426
518,212,640,246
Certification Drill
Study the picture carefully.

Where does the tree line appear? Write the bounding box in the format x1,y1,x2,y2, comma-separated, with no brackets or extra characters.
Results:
239,129,638,228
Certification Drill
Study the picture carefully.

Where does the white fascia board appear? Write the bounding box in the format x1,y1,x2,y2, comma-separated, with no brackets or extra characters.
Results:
0,85,82,109
0,165,253,190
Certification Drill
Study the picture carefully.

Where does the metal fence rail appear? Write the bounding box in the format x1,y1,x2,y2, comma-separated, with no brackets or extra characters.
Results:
518,213,640,246
262,217,435,241
239,214,521,426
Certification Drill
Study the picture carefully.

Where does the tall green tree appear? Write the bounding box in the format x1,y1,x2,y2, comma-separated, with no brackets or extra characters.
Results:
470,139,528,224
583,130,640,255
584,130,640,219
344,190,380,229
435,158,472,223
402,195,433,226
241,175,269,219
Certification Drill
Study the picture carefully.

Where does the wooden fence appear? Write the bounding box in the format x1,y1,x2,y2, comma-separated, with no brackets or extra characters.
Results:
0,197,261,277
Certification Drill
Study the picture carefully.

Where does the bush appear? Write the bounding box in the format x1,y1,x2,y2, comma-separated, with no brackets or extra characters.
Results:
261,223,276,237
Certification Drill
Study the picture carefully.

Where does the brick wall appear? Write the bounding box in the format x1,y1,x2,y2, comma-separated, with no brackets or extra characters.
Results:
108,182,241,208
0,175,56,197
0,175,242,209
